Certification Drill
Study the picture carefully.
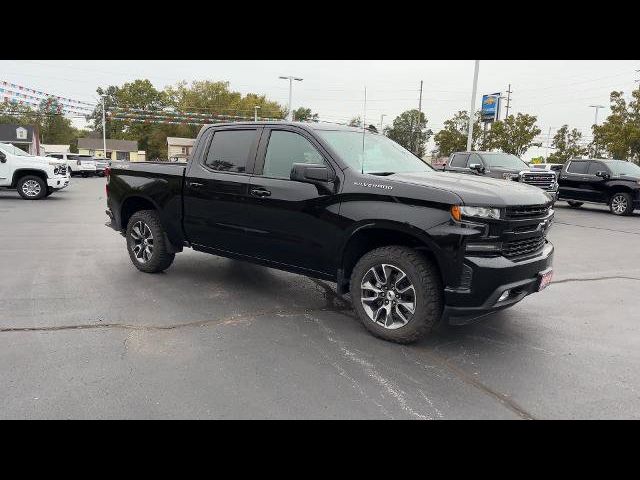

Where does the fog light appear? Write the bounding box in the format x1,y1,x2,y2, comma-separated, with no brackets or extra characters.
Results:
498,290,510,302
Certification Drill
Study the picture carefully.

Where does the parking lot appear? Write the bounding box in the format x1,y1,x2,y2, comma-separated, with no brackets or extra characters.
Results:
1,177,639,419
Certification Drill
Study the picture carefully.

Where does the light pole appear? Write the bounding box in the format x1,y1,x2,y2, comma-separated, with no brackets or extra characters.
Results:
379,114,386,133
100,95,107,159
466,60,480,151
279,76,303,121
254,105,261,122
589,105,605,126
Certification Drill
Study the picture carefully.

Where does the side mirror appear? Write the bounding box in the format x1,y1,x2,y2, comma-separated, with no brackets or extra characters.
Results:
0,151,6,163
469,163,485,174
596,171,610,179
290,163,335,184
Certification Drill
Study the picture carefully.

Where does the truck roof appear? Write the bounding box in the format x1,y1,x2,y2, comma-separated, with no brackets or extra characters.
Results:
201,121,372,133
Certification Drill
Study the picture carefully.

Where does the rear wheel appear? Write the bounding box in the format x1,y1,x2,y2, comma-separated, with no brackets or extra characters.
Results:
609,192,633,216
350,246,442,344
126,210,175,273
567,201,583,208
17,175,47,200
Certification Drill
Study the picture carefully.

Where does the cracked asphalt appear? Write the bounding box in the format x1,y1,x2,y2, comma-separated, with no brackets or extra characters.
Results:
1,177,639,419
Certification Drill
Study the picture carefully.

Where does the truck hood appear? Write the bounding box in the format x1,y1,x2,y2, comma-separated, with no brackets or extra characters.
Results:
387,171,552,207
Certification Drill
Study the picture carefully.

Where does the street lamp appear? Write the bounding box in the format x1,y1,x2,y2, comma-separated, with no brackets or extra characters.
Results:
379,114,386,133
279,76,303,121
100,94,107,159
466,60,480,151
589,105,605,126
254,105,261,122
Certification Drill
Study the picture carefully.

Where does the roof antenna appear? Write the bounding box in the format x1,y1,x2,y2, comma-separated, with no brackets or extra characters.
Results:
361,86,366,175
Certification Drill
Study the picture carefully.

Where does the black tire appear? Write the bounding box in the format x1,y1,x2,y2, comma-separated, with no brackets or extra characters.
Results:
44,187,54,197
16,175,47,200
125,210,175,273
68,167,73,177
350,246,442,344
567,201,583,208
609,192,634,216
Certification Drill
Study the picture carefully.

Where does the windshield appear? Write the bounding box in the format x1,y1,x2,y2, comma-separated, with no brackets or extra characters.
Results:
316,130,433,175
0,143,33,157
607,160,640,177
481,152,528,170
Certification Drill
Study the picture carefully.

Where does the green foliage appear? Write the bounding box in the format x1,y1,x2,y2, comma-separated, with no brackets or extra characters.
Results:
592,88,640,162
292,107,319,122
348,116,362,127
485,113,542,156
529,156,545,164
384,109,433,157
547,125,587,163
433,110,484,156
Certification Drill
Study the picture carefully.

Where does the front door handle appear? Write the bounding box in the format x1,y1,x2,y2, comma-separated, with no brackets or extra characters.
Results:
188,181,204,188
250,188,271,197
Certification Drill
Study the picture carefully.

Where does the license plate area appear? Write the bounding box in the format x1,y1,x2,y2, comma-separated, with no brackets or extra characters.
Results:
537,268,553,291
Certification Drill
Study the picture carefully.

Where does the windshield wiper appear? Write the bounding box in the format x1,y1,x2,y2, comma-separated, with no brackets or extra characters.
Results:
368,171,395,176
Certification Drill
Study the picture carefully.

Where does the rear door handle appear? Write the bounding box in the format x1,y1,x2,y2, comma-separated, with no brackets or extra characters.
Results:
188,181,204,188
250,188,271,197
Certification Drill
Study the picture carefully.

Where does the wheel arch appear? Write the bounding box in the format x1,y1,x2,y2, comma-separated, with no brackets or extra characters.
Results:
11,169,47,188
338,221,444,294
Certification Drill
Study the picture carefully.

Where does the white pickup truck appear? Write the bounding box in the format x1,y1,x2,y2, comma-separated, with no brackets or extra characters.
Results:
0,143,70,199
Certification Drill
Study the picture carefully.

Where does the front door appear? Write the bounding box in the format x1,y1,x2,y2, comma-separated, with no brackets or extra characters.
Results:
584,160,610,202
182,126,261,256
244,127,343,275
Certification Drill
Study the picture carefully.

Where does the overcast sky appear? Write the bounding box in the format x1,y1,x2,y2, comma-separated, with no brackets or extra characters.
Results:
1,60,638,159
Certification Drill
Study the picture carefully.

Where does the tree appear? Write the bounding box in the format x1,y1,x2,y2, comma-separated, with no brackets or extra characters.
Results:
592,88,640,162
547,125,587,163
384,109,433,157
433,110,484,156
367,124,378,133
292,107,319,122
485,113,542,156
38,99,78,145
348,116,362,127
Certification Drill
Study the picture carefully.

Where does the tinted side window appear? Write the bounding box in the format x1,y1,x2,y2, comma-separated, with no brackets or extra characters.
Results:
262,130,325,178
587,161,607,175
450,153,470,168
567,161,588,174
205,129,256,173
48,154,63,159
469,153,483,166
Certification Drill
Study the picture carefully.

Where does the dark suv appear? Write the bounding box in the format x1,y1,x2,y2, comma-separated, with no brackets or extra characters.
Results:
445,151,559,202
558,158,640,215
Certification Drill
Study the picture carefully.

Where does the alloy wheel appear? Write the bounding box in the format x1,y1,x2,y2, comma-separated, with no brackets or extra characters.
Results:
611,194,628,215
130,221,154,263
360,263,416,329
22,179,41,197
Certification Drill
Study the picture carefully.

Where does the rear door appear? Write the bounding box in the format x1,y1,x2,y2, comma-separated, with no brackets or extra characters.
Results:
244,126,343,274
182,126,261,255
559,160,590,200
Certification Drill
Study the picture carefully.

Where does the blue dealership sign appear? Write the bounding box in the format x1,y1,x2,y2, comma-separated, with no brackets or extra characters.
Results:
481,93,501,122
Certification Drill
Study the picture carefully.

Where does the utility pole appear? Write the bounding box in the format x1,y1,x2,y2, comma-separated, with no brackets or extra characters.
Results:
279,76,303,121
545,127,553,160
254,105,260,122
416,80,423,155
504,84,512,120
589,105,605,126
466,61,480,151
101,95,107,159
379,114,386,133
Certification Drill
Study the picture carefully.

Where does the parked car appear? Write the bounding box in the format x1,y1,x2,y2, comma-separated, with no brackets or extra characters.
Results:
105,122,554,344
558,158,640,215
530,163,564,173
444,151,559,202
0,142,69,199
92,157,110,176
46,153,97,177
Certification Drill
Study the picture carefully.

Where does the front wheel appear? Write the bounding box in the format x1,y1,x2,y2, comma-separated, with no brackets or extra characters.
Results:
17,175,47,200
567,201,583,208
609,192,633,216
126,210,175,273
350,246,442,344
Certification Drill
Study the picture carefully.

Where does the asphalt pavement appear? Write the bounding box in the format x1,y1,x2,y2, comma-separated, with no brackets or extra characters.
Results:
1,177,639,419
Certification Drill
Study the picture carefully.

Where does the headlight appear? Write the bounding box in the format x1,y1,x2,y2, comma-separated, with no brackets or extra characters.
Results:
459,206,501,220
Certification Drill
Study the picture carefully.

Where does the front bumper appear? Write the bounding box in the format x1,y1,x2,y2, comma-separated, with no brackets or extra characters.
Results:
443,242,554,325
47,176,70,190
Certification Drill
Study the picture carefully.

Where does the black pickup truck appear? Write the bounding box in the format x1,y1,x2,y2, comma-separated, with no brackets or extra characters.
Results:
558,158,640,215
444,151,559,202
106,122,554,343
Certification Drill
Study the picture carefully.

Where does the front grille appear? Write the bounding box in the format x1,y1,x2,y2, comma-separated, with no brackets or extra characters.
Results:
521,172,556,190
503,236,546,258
506,204,550,219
